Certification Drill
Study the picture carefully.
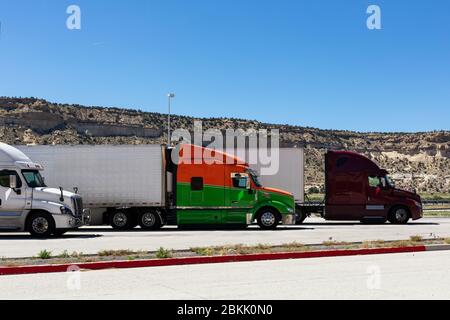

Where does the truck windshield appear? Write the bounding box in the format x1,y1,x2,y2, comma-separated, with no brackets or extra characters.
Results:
385,175,396,188
247,169,262,188
22,170,46,188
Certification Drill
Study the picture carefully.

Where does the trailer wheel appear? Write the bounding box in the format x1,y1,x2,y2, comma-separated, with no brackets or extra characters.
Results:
110,211,132,230
256,208,280,230
27,212,55,238
138,210,162,230
388,206,410,224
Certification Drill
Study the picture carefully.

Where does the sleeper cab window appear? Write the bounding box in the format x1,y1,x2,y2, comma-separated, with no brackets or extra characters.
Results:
191,177,204,191
0,170,22,188
231,174,248,189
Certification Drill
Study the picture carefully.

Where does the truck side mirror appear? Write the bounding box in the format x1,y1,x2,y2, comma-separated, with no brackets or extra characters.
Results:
9,175,17,189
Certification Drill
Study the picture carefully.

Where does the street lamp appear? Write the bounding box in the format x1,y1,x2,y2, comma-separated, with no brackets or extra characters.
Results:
167,93,175,146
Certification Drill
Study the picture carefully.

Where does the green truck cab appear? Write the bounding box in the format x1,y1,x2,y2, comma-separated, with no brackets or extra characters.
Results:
173,145,295,229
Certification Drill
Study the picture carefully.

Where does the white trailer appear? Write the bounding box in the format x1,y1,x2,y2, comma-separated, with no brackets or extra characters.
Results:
19,145,166,228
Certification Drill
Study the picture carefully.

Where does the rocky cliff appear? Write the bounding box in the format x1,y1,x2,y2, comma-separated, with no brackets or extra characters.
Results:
1,97,449,194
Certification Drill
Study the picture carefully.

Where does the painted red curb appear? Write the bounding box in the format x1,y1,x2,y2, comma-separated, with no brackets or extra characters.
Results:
0,245,427,276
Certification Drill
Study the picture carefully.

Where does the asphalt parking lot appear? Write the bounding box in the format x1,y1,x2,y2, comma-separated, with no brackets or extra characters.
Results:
1,251,449,300
0,217,448,259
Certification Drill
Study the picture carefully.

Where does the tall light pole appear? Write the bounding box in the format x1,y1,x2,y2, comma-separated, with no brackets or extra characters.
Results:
167,93,175,146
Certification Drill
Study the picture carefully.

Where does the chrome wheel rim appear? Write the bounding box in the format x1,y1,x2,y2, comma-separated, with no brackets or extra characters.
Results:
32,217,49,234
113,212,128,227
141,212,156,227
395,209,408,222
261,212,276,227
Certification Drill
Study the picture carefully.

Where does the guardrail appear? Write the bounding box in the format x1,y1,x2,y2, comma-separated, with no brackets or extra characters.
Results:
423,200,450,205
300,200,450,206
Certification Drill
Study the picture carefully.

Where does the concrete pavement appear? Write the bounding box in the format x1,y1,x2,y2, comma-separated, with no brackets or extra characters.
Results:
0,217,449,258
0,251,449,299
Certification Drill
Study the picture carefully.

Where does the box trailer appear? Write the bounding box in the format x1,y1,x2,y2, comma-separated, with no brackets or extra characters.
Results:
18,144,299,230
20,145,166,226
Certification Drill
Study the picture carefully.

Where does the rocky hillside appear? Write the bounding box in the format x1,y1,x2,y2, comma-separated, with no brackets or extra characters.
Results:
1,97,449,194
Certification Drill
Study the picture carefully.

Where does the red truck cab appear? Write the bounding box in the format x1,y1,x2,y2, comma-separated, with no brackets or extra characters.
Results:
324,150,423,224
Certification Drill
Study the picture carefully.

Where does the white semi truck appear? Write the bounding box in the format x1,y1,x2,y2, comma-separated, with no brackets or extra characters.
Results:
0,143,87,237
19,145,304,229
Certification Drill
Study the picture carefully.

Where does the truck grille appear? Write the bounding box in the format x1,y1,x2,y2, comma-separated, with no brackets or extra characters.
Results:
72,195,84,217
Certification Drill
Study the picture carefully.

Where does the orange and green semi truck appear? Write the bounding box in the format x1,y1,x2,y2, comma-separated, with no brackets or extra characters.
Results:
18,144,297,230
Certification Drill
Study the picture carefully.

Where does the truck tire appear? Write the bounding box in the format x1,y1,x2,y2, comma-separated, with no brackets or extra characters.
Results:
110,210,132,230
256,208,280,230
138,210,162,230
27,212,55,238
388,206,410,224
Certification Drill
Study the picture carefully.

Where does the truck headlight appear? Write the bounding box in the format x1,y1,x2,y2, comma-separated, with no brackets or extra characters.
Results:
60,206,73,215
287,207,294,213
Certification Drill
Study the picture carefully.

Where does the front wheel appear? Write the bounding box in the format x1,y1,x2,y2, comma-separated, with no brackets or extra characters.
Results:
257,209,280,230
27,212,55,238
138,210,162,230
388,206,410,224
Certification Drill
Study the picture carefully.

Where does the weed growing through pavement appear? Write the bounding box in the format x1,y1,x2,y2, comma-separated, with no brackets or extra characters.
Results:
36,250,52,259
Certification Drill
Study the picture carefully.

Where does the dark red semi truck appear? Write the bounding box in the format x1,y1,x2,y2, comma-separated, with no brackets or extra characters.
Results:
297,150,423,224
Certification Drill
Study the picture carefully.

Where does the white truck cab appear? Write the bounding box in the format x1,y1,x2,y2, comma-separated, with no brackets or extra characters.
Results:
0,143,87,237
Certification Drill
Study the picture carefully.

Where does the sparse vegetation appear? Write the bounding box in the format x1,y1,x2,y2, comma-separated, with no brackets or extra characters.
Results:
58,250,70,258
36,250,52,260
155,247,173,259
2,238,449,268
98,249,135,257
322,240,351,247
410,235,424,242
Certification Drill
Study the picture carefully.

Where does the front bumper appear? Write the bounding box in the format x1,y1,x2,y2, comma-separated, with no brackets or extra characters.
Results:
54,214,83,229
411,205,423,221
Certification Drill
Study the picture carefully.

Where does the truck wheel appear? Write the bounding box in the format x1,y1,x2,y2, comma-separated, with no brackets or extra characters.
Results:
110,211,132,230
257,208,280,230
388,206,410,224
138,210,162,230
27,212,55,238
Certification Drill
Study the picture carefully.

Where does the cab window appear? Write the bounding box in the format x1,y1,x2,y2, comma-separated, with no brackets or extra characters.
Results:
0,170,22,188
368,176,381,188
190,177,204,191
232,174,248,189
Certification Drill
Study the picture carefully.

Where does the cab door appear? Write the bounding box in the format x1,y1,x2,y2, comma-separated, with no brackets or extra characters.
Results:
224,172,256,224
365,175,389,218
0,170,27,230
176,163,225,225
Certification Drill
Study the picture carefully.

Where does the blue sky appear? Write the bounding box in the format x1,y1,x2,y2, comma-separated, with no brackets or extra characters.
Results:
0,0,449,132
